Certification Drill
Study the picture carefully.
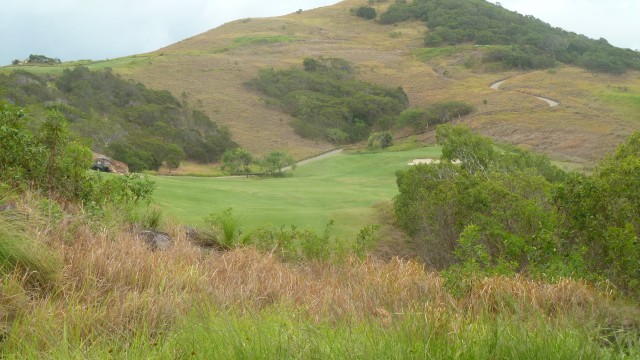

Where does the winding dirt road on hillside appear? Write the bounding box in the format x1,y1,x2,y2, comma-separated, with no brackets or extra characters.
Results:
490,78,560,107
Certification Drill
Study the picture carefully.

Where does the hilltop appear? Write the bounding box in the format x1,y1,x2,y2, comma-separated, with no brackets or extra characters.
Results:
3,0,640,164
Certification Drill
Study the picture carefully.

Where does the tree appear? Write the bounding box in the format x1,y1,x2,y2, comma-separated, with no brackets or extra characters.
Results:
436,124,494,174
222,148,253,175
261,150,295,176
555,132,640,293
367,131,394,150
163,144,185,170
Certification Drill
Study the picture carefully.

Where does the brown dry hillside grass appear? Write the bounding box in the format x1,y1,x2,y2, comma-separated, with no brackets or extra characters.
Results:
7,0,639,162
119,0,640,162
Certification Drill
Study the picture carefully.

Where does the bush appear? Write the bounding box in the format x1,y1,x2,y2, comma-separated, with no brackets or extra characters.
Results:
367,131,394,150
397,102,474,134
355,6,377,20
395,125,640,295
555,132,640,293
261,150,295,176
247,58,408,144
1,103,154,206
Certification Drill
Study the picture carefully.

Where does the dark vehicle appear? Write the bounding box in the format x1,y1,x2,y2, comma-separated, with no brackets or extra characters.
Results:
91,158,113,173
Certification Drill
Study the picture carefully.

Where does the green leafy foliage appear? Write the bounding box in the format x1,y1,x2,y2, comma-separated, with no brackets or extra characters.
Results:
367,131,393,150
25,54,61,64
555,132,640,293
0,102,154,206
0,66,237,171
194,209,348,261
355,6,377,20
261,150,295,176
221,148,254,175
379,0,640,73
395,125,640,295
397,101,474,132
248,58,408,144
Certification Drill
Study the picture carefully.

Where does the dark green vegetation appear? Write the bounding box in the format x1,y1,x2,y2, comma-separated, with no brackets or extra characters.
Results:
395,125,640,295
355,6,377,20
12,54,61,66
248,57,409,144
0,66,236,171
377,0,640,73
397,101,475,133
221,147,296,176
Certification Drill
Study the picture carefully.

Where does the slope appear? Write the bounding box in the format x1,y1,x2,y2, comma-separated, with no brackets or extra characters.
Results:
5,0,640,163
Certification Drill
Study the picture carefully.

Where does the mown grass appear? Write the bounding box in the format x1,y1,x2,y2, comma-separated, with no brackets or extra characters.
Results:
152,147,441,239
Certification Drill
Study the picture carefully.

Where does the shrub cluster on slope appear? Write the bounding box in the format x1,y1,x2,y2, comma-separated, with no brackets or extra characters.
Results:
248,58,409,144
378,0,640,73
395,125,640,295
0,66,237,171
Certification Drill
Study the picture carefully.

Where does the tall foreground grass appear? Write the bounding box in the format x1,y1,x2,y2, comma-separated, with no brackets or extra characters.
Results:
0,195,639,358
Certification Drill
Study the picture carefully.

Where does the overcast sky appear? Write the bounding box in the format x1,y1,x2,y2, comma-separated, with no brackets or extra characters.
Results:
1,0,638,66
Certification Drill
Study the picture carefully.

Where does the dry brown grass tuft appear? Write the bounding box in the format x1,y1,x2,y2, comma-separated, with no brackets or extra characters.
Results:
3,193,638,348
464,276,603,317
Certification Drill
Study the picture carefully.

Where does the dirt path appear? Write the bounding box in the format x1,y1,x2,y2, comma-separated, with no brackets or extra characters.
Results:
490,78,560,107
281,148,343,171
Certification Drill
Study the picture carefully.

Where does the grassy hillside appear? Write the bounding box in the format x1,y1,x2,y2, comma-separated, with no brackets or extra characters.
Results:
153,146,441,239
4,0,639,165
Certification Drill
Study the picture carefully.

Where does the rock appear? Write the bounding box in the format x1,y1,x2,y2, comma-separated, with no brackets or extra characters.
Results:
91,153,129,174
138,230,172,251
183,226,199,241
0,201,17,212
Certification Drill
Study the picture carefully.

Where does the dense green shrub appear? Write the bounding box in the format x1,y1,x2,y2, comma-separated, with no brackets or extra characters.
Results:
248,58,408,144
555,132,640,293
1,102,154,205
221,148,253,175
261,150,296,176
367,131,393,150
395,125,640,294
355,6,377,20
397,101,475,133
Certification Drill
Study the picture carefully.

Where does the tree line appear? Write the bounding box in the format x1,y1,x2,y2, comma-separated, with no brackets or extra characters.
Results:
0,66,237,171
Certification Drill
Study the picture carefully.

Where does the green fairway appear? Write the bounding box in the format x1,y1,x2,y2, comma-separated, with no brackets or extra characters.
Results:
152,147,441,240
